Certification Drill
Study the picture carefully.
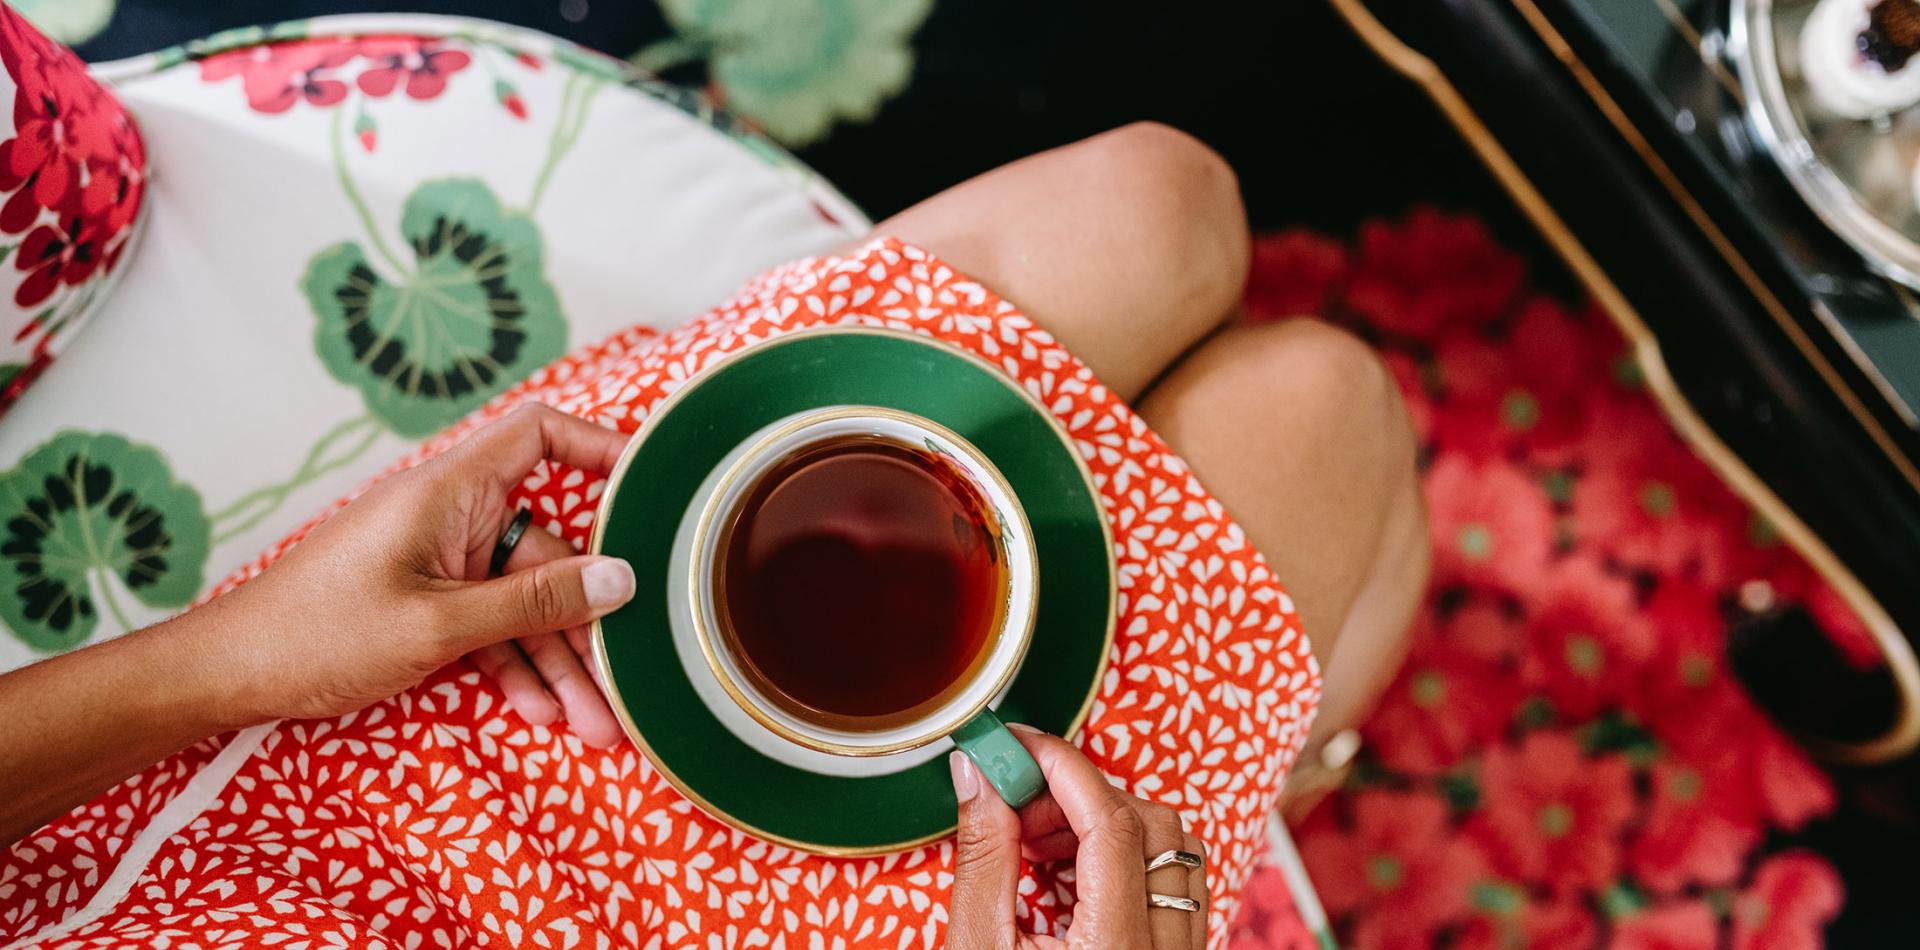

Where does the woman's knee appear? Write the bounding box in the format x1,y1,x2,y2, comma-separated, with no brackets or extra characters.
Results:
1255,318,1413,461
1140,317,1419,638
875,123,1252,399
1156,317,1414,471
1072,122,1251,320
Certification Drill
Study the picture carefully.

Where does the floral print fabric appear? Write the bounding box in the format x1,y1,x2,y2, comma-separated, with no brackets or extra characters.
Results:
1226,212,1852,950
0,3,145,416
0,15,867,671
0,237,1319,949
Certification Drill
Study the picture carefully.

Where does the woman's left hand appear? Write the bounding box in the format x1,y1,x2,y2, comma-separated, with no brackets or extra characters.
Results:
946,726,1211,949
208,404,636,746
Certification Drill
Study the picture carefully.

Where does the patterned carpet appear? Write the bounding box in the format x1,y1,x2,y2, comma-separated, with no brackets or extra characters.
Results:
1226,211,1853,950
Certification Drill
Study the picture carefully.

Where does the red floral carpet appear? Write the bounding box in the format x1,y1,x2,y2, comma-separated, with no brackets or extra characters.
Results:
1225,210,1860,950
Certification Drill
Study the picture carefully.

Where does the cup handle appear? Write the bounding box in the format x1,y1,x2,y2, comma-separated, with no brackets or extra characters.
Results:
951,708,1046,808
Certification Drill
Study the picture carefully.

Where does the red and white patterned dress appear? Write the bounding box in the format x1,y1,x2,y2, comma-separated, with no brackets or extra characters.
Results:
0,238,1320,949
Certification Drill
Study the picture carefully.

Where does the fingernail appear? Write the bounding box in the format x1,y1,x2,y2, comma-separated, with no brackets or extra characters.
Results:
1006,722,1044,735
582,558,636,613
948,751,979,802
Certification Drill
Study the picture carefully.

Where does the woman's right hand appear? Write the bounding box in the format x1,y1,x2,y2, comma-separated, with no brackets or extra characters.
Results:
205,404,636,744
946,726,1211,949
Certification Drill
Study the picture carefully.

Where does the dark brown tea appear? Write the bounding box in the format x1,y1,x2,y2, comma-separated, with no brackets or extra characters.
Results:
716,436,1006,727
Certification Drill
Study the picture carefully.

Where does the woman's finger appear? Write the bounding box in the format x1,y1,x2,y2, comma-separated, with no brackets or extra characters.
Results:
468,641,560,725
451,403,630,489
520,630,624,748
1183,832,1210,950
1136,801,1194,950
1013,785,1073,842
500,511,575,575
1005,727,1153,948
563,624,609,692
947,752,1024,950
499,527,623,747
1020,827,1078,864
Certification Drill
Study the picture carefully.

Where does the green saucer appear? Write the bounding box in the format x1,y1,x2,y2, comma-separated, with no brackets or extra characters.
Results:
590,326,1116,855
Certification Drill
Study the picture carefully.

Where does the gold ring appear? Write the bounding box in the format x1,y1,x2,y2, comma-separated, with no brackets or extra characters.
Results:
1146,849,1204,874
1148,893,1200,913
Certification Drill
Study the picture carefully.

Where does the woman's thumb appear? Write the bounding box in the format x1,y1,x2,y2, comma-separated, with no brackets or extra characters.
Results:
440,555,635,649
947,751,1023,949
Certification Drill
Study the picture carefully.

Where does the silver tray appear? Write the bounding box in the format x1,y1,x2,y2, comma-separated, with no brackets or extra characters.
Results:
1733,0,1920,288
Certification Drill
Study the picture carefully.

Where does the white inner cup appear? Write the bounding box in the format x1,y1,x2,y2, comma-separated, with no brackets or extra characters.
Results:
686,406,1038,758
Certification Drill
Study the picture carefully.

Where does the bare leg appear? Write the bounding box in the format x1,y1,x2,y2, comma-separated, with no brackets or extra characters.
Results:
874,122,1249,402
1136,321,1429,813
874,123,1426,806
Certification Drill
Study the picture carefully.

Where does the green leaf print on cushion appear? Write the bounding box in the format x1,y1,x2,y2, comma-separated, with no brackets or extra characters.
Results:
640,0,934,146
0,431,210,652
303,179,566,438
12,0,116,45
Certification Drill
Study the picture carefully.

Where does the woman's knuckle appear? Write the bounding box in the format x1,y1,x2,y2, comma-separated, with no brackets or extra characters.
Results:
1144,803,1184,838
520,571,563,626
953,825,1007,875
1098,795,1145,842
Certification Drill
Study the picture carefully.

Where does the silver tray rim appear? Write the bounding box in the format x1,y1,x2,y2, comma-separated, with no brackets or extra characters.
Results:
1731,0,1920,289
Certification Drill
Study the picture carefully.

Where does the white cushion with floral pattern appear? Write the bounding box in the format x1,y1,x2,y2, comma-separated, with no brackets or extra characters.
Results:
0,13,866,666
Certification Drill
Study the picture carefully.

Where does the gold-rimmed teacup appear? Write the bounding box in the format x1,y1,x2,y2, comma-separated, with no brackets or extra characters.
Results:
685,406,1046,807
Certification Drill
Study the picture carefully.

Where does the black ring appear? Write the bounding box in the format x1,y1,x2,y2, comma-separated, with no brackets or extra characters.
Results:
490,508,534,578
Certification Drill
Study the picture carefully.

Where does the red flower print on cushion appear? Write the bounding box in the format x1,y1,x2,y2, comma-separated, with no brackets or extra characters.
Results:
199,39,358,114
1346,207,1525,343
354,37,473,100
2,75,115,215
0,349,50,413
1299,789,1488,950
77,117,146,238
1467,731,1634,895
1363,612,1524,776
14,208,105,307
1607,900,1719,950
1426,453,1556,597
1455,890,1598,950
1246,230,1350,322
1731,851,1844,950
1520,554,1655,720
0,7,125,234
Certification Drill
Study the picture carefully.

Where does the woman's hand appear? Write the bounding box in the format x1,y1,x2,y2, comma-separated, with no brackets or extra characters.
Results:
946,726,1211,949
210,404,637,746
0,405,639,845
